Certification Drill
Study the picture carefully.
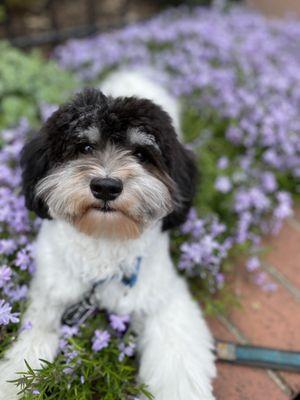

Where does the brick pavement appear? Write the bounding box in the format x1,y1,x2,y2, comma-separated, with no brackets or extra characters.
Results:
209,209,300,400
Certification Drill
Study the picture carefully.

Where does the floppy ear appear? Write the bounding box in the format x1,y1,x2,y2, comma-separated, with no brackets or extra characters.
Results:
20,134,51,219
162,142,198,230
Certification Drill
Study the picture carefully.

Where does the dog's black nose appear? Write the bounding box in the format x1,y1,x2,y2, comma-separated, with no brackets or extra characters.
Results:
90,178,123,201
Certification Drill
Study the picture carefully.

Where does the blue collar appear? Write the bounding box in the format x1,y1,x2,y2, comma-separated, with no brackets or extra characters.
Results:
61,256,142,327
120,256,142,288
92,255,142,289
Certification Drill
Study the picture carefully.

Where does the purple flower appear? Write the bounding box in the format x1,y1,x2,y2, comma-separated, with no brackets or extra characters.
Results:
216,273,225,288
109,314,130,333
59,339,68,351
179,212,231,289
0,265,12,287
63,367,73,375
92,330,111,352
181,209,205,238
263,150,281,168
261,172,277,193
210,219,226,237
59,326,79,351
14,248,31,270
274,192,293,219
226,126,242,144
254,272,267,286
246,257,260,272
217,156,229,169
0,299,19,325
118,342,136,362
4,284,28,302
180,242,204,265
234,191,251,213
61,325,79,339
66,350,78,362
215,176,232,193
249,188,270,211
0,239,17,255
21,320,33,332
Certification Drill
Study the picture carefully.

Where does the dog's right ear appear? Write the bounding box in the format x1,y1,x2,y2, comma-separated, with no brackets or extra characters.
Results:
20,134,51,219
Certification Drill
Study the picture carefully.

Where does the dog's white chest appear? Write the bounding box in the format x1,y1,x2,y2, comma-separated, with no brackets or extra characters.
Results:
35,220,157,299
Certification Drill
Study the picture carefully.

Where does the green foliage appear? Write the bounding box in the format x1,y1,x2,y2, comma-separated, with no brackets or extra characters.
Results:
0,6,6,22
182,106,237,220
0,42,77,128
12,313,152,400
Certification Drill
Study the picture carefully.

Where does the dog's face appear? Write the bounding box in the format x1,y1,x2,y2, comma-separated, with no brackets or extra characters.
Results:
21,89,197,239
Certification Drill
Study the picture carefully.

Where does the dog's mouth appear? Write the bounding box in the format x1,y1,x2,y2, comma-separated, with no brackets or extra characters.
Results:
91,203,117,213
88,202,140,224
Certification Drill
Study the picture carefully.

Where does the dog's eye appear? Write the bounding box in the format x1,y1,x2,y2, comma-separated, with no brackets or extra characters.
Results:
133,148,151,163
79,144,94,154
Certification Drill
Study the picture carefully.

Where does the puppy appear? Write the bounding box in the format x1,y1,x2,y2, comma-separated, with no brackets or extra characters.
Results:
0,71,216,400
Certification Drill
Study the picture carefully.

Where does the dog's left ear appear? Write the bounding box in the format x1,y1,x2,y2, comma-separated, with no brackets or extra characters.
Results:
162,141,197,230
20,134,51,219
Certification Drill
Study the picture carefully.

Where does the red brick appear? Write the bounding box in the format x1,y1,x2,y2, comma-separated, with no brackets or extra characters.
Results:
226,264,300,391
205,317,291,399
213,363,288,400
207,317,235,342
281,371,300,396
262,222,300,290
228,265,300,349
202,208,300,398
281,372,300,396
292,207,300,222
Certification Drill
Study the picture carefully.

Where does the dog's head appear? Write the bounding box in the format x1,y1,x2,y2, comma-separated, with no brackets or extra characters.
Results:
21,89,197,239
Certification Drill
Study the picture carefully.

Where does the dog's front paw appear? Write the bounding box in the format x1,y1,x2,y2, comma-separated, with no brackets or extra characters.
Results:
140,366,215,400
139,353,216,400
148,377,215,400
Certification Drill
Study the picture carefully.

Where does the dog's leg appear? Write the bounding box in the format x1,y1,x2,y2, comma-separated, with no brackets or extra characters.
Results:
0,280,64,399
136,277,216,400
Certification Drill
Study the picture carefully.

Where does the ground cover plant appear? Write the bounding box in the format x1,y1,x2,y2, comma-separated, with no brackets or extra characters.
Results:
1,4,300,399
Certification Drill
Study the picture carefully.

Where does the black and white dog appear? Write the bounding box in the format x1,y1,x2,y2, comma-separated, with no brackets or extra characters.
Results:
0,71,216,399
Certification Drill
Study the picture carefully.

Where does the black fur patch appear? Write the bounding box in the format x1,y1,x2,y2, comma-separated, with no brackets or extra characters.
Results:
20,88,197,229
21,135,51,219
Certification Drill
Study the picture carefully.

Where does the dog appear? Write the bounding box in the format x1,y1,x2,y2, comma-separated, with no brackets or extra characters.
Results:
0,71,216,399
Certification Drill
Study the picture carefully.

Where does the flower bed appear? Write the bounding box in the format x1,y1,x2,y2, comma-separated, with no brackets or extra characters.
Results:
1,5,300,399
55,5,299,292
